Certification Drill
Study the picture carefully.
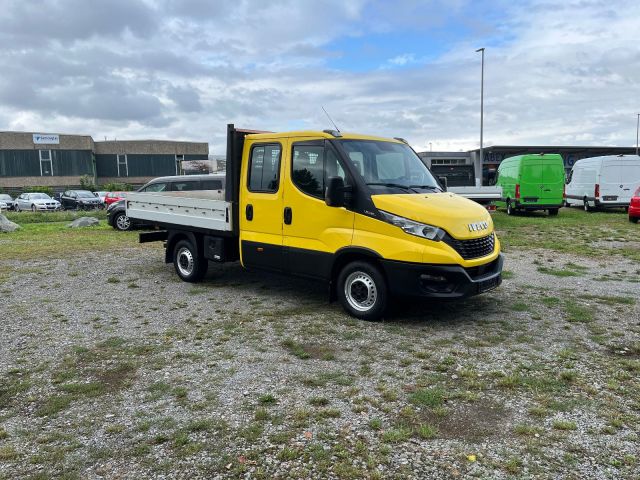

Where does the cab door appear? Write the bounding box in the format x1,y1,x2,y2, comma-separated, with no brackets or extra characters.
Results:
282,139,354,279
239,141,285,272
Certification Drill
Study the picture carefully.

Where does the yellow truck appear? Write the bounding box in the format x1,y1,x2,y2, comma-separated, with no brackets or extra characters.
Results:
127,125,503,320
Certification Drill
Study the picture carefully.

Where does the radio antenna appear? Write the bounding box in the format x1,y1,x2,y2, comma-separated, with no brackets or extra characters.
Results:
322,106,341,133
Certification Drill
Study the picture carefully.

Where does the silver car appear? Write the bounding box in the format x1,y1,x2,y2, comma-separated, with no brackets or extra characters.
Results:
14,193,61,212
0,194,15,210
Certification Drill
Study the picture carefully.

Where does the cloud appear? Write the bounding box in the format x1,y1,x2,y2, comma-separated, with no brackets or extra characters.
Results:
0,0,639,154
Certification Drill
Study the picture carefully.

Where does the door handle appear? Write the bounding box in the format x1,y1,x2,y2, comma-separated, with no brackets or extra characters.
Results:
284,207,292,225
246,204,253,221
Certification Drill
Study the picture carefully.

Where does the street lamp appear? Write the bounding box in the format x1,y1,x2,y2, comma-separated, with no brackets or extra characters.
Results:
476,48,485,170
429,142,433,152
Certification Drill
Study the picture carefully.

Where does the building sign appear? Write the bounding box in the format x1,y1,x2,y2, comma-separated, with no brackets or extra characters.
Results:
33,134,59,145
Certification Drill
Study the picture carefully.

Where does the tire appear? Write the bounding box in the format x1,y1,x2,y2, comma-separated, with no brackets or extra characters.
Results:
548,208,559,216
173,239,208,282
506,199,514,216
31,204,37,212
113,212,132,231
583,197,591,212
15,204,20,212
337,261,388,321
630,216,639,223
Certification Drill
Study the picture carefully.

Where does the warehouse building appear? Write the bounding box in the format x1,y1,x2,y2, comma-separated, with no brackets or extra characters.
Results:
0,131,209,194
419,145,638,186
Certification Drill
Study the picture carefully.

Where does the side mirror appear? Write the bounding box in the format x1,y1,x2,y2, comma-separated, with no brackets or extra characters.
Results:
325,176,345,207
438,176,448,191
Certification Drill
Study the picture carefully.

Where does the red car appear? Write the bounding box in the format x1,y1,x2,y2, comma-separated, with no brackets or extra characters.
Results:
105,191,127,206
629,186,640,223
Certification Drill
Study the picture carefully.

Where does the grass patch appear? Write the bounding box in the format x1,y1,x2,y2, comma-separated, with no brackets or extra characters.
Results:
552,420,577,431
409,388,445,408
282,339,336,360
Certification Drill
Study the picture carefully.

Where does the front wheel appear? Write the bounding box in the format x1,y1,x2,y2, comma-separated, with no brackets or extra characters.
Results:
337,261,388,321
630,216,639,223
113,212,132,231
31,204,37,212
173,239,208,282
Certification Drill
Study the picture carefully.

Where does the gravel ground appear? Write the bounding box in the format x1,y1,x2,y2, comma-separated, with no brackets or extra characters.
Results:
1,244,639,479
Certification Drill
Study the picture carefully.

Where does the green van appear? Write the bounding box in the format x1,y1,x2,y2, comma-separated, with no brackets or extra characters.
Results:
496,154,565,216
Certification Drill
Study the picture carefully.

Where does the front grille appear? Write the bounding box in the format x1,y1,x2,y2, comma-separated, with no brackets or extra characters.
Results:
444,233,495,260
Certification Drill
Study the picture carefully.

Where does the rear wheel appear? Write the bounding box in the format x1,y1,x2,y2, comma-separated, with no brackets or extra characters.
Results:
583,197,591,212
548,208,559,216
630,216,639,223
337,261,388,321
173,239,208,282
113,212,132,231
506,199,514,216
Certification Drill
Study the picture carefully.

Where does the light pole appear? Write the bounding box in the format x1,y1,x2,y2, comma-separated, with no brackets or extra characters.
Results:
636,113,639,156
476,47,485,170
429,142,433,152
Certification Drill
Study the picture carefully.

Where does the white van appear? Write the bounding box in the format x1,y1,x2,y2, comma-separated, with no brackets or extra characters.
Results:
565,155,640,211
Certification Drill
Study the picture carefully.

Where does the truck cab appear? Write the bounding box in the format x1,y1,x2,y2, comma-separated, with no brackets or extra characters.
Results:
128,125,503,320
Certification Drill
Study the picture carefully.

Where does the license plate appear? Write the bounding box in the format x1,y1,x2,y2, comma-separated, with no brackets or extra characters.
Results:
602,196,617,201
478,276,500,293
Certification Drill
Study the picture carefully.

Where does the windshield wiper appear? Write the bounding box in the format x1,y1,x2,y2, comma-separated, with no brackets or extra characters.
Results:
366,182,415,192
408,184,442,192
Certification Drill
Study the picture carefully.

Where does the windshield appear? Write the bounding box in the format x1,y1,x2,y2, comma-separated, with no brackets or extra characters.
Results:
32,194,51,199
76,191,95,198
0,195,11,200
337,140,440,193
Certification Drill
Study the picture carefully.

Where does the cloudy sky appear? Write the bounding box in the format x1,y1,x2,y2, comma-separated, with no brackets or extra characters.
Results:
1,0,639,153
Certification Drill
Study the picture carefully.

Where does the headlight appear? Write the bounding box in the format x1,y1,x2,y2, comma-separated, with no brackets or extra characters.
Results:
379,210,445,241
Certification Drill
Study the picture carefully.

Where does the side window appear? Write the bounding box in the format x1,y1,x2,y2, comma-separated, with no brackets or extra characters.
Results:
171,181,198,191
292,143,349,199
248,144,281,192
143,183,168,192
201,179,223,190
292,145,324,198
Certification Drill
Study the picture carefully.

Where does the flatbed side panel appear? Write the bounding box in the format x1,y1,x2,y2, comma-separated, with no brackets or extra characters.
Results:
126,192,233,232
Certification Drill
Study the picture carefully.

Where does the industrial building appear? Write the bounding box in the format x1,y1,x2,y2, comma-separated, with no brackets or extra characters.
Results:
419,145,638,186
0,131,209,194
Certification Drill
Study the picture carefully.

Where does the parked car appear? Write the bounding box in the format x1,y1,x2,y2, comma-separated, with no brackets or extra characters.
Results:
107,174,225,231
60,190,103,210
496,154,565,215
14,193,61,212
94,191,109,204
565,155,640,211
0,200,7,211
105,191,127,206
629,186,640,223
0,194,15,210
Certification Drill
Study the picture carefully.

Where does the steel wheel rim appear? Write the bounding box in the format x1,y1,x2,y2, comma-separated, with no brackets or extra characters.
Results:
177,247,195,277
116,215,130,230
344,271,377,312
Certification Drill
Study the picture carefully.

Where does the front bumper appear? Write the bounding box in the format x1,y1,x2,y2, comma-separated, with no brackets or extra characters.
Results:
35,204,61,211
381,254,503,299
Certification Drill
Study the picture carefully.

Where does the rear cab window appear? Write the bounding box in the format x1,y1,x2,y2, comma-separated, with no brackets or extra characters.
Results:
248,144,282,192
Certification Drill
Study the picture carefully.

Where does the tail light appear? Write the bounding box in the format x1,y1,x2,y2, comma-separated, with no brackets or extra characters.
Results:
595,184,600,199
515,184,521,200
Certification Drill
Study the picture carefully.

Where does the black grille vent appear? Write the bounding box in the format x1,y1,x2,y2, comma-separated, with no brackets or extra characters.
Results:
444,233,495,260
